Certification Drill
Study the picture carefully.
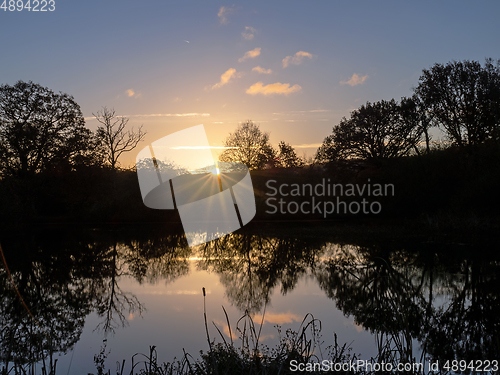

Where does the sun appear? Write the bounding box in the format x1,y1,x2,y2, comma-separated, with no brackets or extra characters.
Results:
211,167,220,176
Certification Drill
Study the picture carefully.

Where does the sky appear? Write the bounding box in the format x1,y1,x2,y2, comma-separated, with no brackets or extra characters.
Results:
2,0,500,167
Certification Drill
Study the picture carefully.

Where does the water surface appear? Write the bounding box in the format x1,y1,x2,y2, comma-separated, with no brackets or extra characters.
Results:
1,224,498,374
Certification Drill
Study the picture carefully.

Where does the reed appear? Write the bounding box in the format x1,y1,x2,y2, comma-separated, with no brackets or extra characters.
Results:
86,288,452,375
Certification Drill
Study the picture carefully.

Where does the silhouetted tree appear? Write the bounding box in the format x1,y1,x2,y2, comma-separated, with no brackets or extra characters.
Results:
219,120,276,170
276,141,304,168
0,81,93,177
400,95,433,155
317,99,423,162
415,59,500,148
94,107,146,170
314,135,338,164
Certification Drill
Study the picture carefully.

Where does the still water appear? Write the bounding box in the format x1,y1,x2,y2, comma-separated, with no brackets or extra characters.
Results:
1,223,499,374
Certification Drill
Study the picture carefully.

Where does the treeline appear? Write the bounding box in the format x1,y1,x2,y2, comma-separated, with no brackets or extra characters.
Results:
220,59,500,170
0,81,167,225
223,59,500,223
315,59,500,221
317,59,500,161
1,59,500,227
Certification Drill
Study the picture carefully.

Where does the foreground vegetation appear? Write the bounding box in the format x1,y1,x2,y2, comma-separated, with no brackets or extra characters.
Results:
89,309,445,375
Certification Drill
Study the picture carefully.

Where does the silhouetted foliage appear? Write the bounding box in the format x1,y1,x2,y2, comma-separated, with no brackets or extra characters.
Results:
0,81,95,177
276,141,304,168
219,121,276,170
317,99,423,163
2,57,500,226
314,134,338,164
399,95,433,155
415,58,500,148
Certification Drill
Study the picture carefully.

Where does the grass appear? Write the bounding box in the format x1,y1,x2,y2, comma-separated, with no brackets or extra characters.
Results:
87,290,456,375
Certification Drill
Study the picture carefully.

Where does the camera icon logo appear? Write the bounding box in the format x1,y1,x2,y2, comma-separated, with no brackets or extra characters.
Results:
136,125,256,246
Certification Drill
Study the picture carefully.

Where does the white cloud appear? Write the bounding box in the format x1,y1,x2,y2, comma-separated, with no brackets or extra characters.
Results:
246,81,302,96
252,66,272,74
125,89,141,98
340,73,369,86
242,26,257,40
282,51,314,68
238,47,261,62
209,68,242,90
218,6,234,24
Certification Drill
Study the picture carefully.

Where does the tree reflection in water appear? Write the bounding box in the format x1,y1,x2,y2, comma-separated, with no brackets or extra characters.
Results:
196,232,325,313
0,228,190,374
313,241,500,363
1,226,499,372
0,234,95,374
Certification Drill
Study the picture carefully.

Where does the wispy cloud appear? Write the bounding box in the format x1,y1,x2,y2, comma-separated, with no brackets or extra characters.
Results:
291,143,323,149
238,47,261,62
125,89,141,98
170,146,235,150
218,6,234,24
272,109,330,115
252,66,272,74
246,81,302,96
132,113,210,118
282,51,314,68
340,73,369,86
242,26,257,40
85,113,210,121
209,68,242,90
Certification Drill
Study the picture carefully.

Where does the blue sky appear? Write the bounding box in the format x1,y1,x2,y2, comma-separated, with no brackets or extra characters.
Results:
2,0,500,166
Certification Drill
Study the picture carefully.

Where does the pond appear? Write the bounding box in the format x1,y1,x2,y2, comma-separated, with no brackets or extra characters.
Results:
1,223,499,374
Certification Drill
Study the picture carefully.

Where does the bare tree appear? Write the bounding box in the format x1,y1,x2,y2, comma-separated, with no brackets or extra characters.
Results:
93,107,146,170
